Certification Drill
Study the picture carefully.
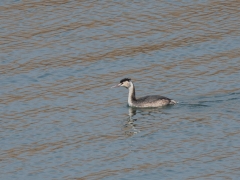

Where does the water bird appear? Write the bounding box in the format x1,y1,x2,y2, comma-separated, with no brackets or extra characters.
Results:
112,78,177,108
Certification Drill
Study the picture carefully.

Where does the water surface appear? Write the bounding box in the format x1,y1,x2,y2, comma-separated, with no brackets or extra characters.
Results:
1,0,240,179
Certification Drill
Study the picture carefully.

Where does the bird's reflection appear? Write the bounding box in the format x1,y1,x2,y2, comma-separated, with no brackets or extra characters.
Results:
122,107,140,137
128,107,137,118
122,106,171,137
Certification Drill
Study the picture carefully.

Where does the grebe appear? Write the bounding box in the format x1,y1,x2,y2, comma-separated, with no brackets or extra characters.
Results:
112,78,177,108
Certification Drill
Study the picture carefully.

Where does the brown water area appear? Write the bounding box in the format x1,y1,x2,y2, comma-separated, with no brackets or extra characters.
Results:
1,0,240,179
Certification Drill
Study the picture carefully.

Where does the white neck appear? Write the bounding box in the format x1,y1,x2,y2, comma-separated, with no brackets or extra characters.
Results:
128,82,135,107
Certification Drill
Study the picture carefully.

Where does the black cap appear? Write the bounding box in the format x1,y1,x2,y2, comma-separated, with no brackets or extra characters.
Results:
120,78,131,83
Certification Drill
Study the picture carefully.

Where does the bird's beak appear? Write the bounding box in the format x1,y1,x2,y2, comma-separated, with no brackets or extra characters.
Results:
111,83,122,88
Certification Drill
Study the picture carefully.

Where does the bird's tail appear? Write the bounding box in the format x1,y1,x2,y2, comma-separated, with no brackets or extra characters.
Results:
170,99,177,104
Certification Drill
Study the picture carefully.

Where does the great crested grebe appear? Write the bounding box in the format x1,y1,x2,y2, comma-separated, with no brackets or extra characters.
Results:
112,78,177,108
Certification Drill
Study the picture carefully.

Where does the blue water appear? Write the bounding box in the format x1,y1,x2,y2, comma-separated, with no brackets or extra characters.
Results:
1,0,240,179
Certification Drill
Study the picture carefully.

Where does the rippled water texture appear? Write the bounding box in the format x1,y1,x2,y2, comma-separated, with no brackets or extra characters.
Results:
1,0,240,179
